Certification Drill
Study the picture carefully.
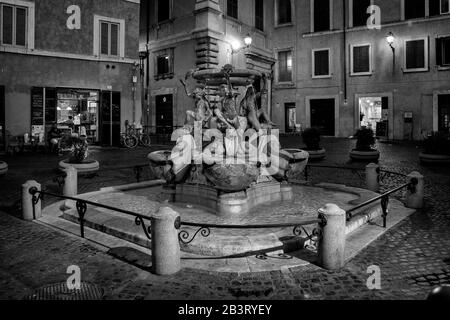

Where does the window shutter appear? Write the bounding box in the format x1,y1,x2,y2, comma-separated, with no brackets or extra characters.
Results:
100,22,109,55
15,7,26,46
429,0,441,16
110,24,119,56
436,38,443,66
314,50,329,76
2,5,13,45
353,46,370,73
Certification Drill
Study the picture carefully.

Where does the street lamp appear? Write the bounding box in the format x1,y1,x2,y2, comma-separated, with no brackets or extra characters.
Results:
386,32,396,75
244,34,253,47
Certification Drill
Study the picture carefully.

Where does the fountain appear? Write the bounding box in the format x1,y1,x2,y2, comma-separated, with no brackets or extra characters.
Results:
38,64,417,273
148,65,309,218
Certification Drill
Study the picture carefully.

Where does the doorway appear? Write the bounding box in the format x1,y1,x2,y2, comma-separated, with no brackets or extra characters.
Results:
100,91,121,147
285,103,296,133
310,99,335,136
359,96,389,138
155,94,173,134
438,94,450,133
0,86,4,151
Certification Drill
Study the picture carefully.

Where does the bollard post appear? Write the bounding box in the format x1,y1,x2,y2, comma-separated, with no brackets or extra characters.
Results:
63,166,78,208
22,181,41,221
365,163,379,192
151,207,181,275
317,204,346,270
405,171,424,209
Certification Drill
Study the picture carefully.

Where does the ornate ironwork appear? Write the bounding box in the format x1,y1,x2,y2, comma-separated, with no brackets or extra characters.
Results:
31,189,43,220
76,200,87,238
134,216,152,240
52,173,67,189
178,227,211,245
256,253,293,260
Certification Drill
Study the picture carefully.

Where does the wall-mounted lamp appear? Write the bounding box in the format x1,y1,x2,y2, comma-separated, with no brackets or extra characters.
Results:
386,32,395,51
139,49,149,76
386,32,396,75
230,34,253,54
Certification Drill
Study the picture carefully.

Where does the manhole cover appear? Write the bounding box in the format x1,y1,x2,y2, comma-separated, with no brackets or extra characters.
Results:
25,282,104,300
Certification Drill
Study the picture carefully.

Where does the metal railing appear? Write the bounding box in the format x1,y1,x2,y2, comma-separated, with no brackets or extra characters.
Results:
178,216,327,246
29,187,152,240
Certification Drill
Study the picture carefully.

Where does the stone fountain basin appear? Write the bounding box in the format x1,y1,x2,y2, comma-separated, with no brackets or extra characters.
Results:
59,182,387,257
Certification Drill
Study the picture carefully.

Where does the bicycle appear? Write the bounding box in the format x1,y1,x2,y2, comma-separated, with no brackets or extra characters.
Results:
135,126,151,147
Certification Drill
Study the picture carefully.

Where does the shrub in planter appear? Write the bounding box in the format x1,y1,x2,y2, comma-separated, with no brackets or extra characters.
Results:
350,128,380,161
59,136,100,173
419,132,450,165
301,127,326,160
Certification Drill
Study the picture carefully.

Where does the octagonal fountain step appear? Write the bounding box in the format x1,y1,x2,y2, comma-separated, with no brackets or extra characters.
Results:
59,182,389,257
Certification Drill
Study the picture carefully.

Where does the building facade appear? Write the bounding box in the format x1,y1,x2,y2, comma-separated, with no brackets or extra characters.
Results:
140,0,450,141
0,0,141,149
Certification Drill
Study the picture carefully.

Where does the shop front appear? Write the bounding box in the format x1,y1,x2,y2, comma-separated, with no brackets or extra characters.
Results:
31,87,121,147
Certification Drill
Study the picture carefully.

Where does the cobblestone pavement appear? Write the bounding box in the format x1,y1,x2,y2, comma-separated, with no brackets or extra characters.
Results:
0,137,449,300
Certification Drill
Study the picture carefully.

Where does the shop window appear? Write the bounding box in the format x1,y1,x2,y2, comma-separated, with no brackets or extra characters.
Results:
351,44,372,75
277,0,292,25
436,36,450,67
404,0,426,19
1,3,27,47
312,49,330,78
157,0,170,23
255,0,264,31
313,0,331,32
404,38,428,72
278,50,293,82
155,48,174,80
227,0,238,19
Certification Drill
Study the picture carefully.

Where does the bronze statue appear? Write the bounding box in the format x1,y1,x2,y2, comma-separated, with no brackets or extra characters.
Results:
180,79,213,129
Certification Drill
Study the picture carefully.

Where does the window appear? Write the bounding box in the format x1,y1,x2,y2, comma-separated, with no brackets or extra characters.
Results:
277,0,292,25
404,0,426,19
351,0,371,27
255,0,264,31
100,21,119,56
312,49,330,78
313,0,331,32
1,3,27,46
437,36,450,67
441,0,450,13
157,0,170,23
155,48,174,80
351,44,372,75
404,38,428,72
227,0,238,19
278,50,293,82
94,15,125,58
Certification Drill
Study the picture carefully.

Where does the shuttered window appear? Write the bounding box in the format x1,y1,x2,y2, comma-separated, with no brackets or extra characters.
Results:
100,21,120,57
352,45,371,74
1,4,27,47
314,0,330,32
227,0,238,19
405,39,427,71
255,0,264,31
313,49,330,77
352,0,371,27
277,0,292,25
278,50,293,82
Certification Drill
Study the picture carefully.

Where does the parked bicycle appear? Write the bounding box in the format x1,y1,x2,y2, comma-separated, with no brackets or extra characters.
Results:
120,121,151,149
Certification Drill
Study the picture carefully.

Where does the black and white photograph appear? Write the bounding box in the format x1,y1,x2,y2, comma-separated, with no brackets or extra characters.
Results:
0,0,449,310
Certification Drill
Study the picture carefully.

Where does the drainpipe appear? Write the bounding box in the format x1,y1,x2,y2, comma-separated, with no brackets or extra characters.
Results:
343,0,347,105
145,0,150,127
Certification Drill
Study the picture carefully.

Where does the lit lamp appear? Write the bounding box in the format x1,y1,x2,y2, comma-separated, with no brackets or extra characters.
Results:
244,34,253,47
386,32,396,75
386,32,395,51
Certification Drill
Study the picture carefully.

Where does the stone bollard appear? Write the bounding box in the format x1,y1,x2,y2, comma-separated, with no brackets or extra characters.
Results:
405,171,424,209
63,166,78,208
365,163,380,192
317,204,346,270
22,180,41,221
151,207,181,275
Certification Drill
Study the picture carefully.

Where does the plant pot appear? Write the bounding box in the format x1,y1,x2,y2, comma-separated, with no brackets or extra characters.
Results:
349,149,380,162
0,161,8,176
304,148,326,161
419,152,450,165
59,159,100,174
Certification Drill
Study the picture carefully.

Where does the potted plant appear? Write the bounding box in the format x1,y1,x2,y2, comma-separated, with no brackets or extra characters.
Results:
419,132,450,165
59,136,100,174
349,128,380,162
301,127,326,161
